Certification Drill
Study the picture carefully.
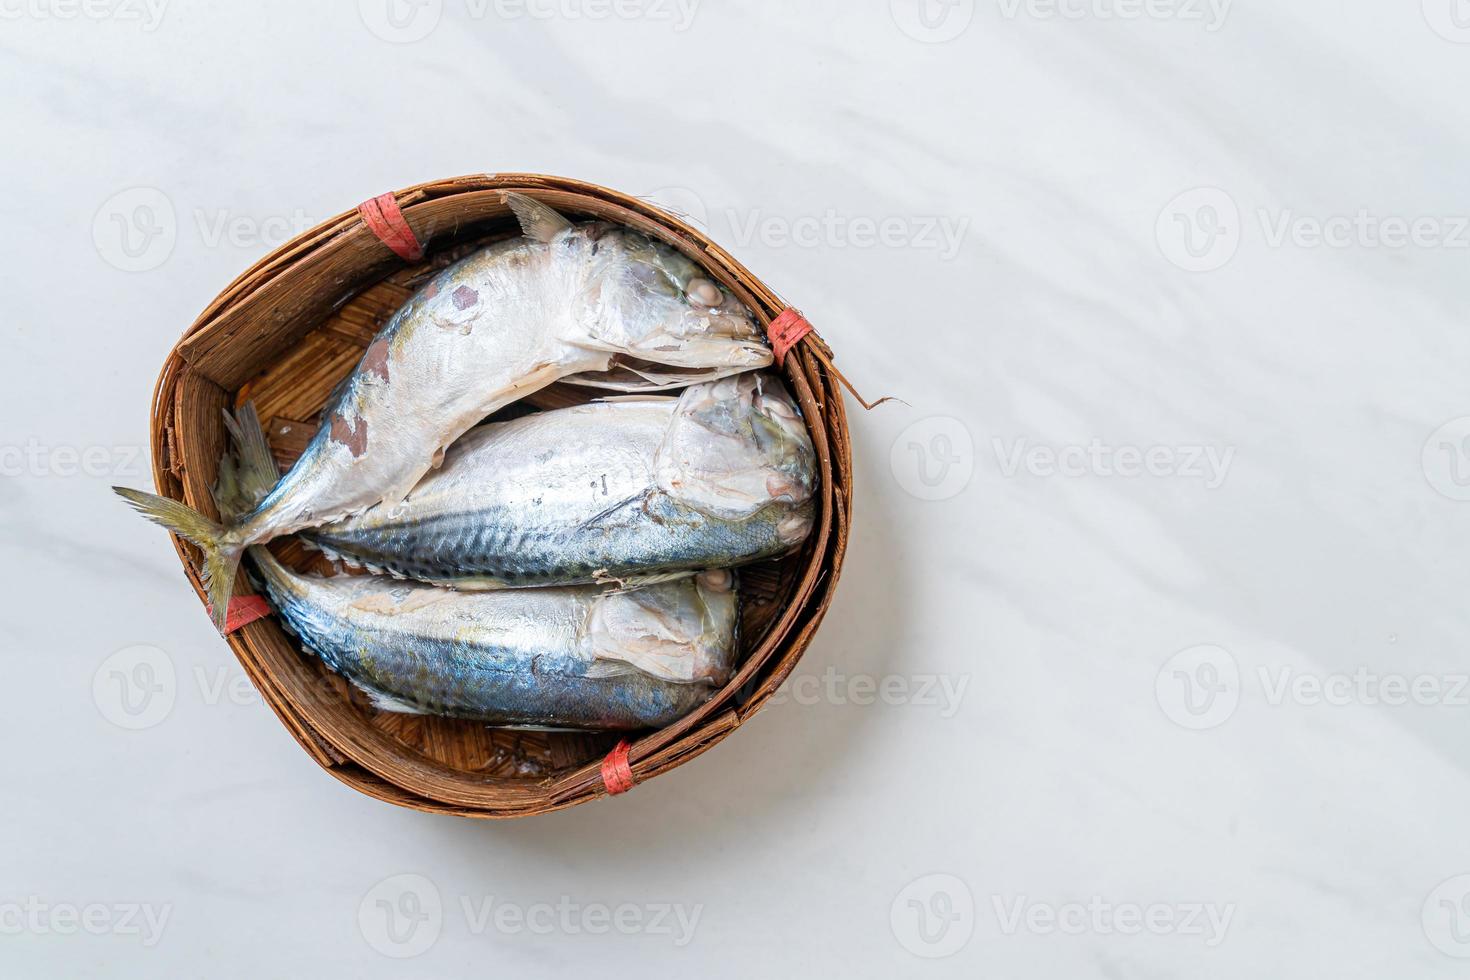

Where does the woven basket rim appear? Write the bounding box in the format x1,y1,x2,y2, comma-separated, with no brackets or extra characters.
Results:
147,173,853,817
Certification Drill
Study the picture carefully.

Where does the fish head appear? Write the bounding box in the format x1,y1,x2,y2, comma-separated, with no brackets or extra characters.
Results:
583,572,738,686
567,228,773,389
654,372,818,529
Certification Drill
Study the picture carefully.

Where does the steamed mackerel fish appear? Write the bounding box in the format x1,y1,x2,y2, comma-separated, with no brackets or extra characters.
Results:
114,192,772,631
249,547,738,730
308,373,816,589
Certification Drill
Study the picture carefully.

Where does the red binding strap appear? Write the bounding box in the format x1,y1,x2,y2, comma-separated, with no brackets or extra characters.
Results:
212,595,271,635
600,740,635,795
768,308,813,363
357,192,424,262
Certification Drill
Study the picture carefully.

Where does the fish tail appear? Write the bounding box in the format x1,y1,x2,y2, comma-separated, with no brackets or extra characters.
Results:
215,403,278,519
113,486,245,633
114,402,278,634
220,403,278,509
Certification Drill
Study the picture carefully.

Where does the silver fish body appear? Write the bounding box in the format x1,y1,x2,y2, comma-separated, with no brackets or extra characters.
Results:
249,548,738,730
116,193,772,630
307,373,817,589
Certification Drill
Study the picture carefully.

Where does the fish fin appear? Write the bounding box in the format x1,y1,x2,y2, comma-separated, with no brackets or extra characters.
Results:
590,394,680,405
304,537,400,578
359,685,428,715
113,487,243,634
592,569,697,593
504,191,573,243
371,458,435,513
562,361,758,392
220,403,278,508
581,583,731,684
413,574,512,591
492,723,587,732
583,659,642,680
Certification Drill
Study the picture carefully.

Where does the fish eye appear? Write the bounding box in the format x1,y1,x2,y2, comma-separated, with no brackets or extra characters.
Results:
685,277,722,307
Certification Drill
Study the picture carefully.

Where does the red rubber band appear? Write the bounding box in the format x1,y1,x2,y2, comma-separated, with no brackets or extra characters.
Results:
358,192,424,262
768,308,813,363
600,740,635,795
222,595,271,634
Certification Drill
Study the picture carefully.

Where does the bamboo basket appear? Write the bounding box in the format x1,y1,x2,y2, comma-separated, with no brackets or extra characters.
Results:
146,174,853,817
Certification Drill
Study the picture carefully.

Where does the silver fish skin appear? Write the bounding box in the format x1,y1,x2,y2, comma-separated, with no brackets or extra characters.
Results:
248,548,739,730
308,372,817,589
115,193,772,630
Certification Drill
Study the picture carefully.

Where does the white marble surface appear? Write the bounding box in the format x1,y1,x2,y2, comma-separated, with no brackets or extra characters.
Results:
5,1,1470,975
